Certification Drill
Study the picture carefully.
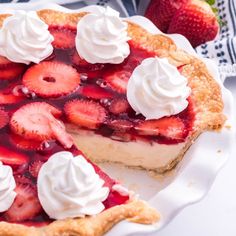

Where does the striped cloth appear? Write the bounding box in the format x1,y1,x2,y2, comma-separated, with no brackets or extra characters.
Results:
0,0,236,79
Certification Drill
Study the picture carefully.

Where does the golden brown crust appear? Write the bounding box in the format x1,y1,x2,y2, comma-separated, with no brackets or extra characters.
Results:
0,200,159,236
181,60,226,130
0,9,225,235
38,10,87,28
0,14,10,27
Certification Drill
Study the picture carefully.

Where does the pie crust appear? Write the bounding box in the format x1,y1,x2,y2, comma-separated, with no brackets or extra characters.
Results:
0,9,225,235
0,200,159,236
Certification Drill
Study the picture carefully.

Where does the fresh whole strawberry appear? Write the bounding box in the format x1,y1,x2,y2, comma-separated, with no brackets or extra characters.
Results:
168,0,219,47
145,0,189,32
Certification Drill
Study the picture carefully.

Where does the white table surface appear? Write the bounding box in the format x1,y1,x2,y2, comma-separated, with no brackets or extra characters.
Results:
147,78,236,236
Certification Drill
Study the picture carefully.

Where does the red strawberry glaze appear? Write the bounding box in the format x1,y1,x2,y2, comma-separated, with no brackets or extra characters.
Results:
0,28,195,226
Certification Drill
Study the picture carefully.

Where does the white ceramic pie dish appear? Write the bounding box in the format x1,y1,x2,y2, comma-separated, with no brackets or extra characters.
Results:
0,3,234,236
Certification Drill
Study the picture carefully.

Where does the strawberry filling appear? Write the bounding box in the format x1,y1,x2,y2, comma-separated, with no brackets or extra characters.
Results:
0,25,195,226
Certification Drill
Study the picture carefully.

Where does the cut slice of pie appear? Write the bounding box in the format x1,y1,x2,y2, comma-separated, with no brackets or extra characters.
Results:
0,6,225,236
0,128,158,235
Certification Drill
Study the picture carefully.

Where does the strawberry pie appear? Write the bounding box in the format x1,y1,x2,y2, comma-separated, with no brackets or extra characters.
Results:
0,6,225,236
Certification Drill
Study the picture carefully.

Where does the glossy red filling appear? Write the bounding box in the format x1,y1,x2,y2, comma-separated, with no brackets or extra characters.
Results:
0,26,195,226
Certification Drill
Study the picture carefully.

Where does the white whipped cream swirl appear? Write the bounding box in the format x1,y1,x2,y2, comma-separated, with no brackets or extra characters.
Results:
37,151,109,220
0,162,16,212
76,6,130,64
127,57,191,120
0,10,54,65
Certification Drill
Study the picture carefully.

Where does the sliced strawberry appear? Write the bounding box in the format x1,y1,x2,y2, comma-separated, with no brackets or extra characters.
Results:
23,61,80,98
79,85,113,100
10,102,62,141
49,119,74,149
71,51,90,67
9,134,42,151
29,160,44,178
108,119,133,132
0,65,25,81
4,184,42,222
71,51,104,71
14,175,32,185
64,99,107,129
0,92,24,104
109,98,130,115
104,70,131,93
49,26,76,49
135,117,186,140
0,108,9,129
0,84,25,105
0,146,28,166
0,56,26,80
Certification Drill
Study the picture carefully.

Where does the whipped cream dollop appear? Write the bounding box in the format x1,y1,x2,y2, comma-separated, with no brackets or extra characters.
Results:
0,162,16,212
37,151,109,220
127,57,191,120
0,10,54,64
76,6,130,64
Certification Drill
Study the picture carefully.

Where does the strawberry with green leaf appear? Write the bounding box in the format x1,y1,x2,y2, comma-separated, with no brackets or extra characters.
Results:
168,0,219,47
145,0,220,47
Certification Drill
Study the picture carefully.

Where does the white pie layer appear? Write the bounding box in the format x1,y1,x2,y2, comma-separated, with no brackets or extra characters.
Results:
66,125,187,172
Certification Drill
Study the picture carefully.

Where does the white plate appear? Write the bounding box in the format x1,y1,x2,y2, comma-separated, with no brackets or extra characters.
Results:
0,4,234,236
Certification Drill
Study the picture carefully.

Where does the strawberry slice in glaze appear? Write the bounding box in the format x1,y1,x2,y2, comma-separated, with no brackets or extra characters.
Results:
0,108,9,129
29,160,44,178
4,184,42,222
9,134,43,151
22,61,80,98
0,93,24,105
0,84,25,105
0,56,26,80
10,102,62,141
49,25,76,49
109,98,130,115
104,70,131,94
64,99,107,129
135,117,186,140
79,85,113,100
108,119,133,132
14,175,32,186
49,119,74,149
71,51,105,71
10,102,73,149
0,146,28,166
